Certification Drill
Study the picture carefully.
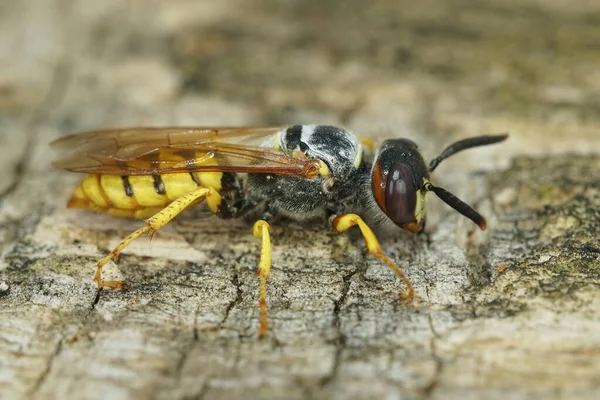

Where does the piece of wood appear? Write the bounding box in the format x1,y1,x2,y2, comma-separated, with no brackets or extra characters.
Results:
1,1,599,399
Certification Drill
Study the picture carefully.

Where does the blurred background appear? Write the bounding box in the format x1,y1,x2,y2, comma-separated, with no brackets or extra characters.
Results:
1,1,600,399
3,0,599,153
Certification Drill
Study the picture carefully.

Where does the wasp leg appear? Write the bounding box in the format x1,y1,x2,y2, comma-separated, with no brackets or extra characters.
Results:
252,220,272,337
332,213,414,300
359,137,375,153
95,186,222,289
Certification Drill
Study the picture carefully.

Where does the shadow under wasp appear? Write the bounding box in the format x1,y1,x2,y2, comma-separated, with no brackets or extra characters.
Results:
51,125,507,336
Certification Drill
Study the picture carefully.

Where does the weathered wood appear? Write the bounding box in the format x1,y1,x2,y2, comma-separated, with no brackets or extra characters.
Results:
1,1,599,399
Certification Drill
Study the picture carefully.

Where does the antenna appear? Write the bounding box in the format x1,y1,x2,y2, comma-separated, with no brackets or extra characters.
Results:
429,134,508,172
424,182,487,230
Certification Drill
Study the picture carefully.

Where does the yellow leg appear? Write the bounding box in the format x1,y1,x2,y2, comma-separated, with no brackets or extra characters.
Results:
94,186,222,288
332,213,414,300
253,220,272,337
359,137,375,153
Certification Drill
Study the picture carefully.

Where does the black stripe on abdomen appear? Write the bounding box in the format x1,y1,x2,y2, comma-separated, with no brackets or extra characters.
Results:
152,175,166,195
121,176,134,197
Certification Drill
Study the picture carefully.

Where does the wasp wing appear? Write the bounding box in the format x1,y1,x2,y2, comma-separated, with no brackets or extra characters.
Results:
51,126,319,177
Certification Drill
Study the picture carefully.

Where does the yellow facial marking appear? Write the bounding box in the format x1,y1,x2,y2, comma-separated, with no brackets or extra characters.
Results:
414,178,430,223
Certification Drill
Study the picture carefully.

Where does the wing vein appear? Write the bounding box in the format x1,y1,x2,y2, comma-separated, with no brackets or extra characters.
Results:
52,126,317,178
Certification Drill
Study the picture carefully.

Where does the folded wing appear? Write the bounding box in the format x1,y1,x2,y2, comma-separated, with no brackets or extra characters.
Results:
51,126,320,177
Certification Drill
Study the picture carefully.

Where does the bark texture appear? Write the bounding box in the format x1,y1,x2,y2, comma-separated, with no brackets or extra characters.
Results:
1,1,599,399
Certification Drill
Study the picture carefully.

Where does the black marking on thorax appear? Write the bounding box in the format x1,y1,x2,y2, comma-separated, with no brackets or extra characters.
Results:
283,125,360,180
285,125,310,152
121,176,134,197
286,125,302,146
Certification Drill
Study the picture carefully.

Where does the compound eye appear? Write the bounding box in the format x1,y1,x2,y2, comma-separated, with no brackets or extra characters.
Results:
386,163,417,225
372,162,417,227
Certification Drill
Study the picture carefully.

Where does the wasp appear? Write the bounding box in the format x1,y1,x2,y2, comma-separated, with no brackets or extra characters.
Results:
52,125,507,336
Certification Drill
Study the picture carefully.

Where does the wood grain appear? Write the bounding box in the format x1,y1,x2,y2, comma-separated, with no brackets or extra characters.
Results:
1,1,599,399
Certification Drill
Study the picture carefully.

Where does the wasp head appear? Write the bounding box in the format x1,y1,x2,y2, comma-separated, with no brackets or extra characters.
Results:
371,139,429,233
371,134,508,232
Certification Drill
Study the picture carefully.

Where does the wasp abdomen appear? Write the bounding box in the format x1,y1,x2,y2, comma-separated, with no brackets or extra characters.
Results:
67,171,223,219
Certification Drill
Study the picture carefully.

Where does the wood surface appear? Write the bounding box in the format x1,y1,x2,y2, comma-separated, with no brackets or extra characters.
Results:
1,1,599,399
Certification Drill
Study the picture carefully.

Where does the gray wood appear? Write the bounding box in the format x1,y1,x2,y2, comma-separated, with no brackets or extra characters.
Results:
1,1,599,399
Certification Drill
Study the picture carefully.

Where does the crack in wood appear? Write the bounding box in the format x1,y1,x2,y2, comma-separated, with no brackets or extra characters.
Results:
318,266,359,388
27,335,63,396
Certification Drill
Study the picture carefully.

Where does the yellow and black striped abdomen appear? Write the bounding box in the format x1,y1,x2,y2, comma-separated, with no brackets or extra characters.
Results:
67,171,223,219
